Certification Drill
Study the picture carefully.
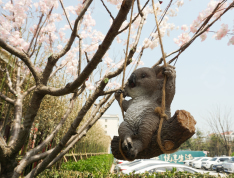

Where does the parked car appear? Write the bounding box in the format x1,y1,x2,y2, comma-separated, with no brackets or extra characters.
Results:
212,158,230,172
203,157,231,170
133,163,226,177
116,159,169,174
189,157,205,167
223,157,234,173
183,157,198,166
192,157,212,169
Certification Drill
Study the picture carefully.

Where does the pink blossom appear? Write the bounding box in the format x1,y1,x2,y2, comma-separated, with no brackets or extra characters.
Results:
181,25,188,31
176,0,184,7
104,57,113,67
85,81,96,90
200,32,207,42
213,24,229,40
228,36,234,46
174,33,191,46
75,4,84,15
143,38,152,48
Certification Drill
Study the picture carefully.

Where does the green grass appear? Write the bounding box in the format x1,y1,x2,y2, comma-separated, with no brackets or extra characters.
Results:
61,154,113,174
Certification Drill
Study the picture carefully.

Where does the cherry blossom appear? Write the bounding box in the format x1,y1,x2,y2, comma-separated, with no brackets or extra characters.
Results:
213,24,229,40
85,81,96,90
228,36,234,45
174,33,191,46
181,25,188,31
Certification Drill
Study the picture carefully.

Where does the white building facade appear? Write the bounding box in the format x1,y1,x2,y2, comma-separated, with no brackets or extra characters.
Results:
99,114,119,139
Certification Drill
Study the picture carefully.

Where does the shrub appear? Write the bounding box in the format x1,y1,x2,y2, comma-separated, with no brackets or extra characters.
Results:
61,154,113,174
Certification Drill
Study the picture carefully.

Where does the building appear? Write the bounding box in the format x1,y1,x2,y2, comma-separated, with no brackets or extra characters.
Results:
99,114,119,139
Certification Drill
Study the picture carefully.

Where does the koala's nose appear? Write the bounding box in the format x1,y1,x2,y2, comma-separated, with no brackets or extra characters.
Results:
128,73,136,88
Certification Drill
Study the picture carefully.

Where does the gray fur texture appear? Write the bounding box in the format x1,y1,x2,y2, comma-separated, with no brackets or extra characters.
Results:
115,65,176,160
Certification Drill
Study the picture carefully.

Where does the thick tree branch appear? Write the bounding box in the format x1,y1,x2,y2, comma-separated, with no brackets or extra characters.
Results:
39,0,135,96
5,67,16,95
25,79,109,177
0,39,40,83
8,96,23,146
0,92,15,105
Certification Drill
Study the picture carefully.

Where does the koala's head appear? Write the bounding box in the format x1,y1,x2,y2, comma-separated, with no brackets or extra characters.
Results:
125,66,163,98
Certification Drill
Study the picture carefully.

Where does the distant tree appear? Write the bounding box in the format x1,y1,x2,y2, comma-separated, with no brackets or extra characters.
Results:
205,106,234,156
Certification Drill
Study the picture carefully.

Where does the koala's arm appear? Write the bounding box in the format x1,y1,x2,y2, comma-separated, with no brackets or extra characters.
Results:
115,91,132,112
164,65,176,112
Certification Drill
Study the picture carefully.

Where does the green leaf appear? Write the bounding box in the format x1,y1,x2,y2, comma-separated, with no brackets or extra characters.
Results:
104,78,109,83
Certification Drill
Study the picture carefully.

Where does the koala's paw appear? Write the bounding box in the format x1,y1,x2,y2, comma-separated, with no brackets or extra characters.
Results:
115,89,123,99
122,136,133,152
164,65,176,78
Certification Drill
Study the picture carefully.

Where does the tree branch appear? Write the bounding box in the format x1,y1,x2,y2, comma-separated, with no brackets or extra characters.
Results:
5,67,16,95
47,95,115,168
107,14,145,80
118,0,149,34
39,0,135,96
25,79,109,177
101,0,114,20
0,92,15,105
41,0,92,85
0,40,40,83
167,0,233,65
14,92,79,176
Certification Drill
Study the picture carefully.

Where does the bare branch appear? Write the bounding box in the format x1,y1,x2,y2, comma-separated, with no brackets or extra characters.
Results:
41,0,92,85
100,88,120,96
0,92,15,105
16,62,21,94
29,7,54,57
118,0,149,34
59,0,82,39
8,96,23,145
107,14,145,80
0,39,40,83
19,70,27,87
78,38,82,76
27,13,44,54
84,51,90,63
5,67,16,95
49,62,67,79
101,0,114,20
137,0,144,17
23,86,36,98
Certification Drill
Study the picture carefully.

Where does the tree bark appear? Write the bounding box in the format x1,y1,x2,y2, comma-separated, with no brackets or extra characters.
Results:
111,110,196,160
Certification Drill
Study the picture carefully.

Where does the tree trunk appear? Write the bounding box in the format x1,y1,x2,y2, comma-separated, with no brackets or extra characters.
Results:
0,158,17,178
111,110,196,160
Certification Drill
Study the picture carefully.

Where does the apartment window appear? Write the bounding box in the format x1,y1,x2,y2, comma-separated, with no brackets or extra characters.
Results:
105,125,107,128
105,119,107,122
105,131,107,134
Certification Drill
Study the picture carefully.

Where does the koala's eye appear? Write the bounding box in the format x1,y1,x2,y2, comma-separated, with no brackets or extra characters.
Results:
141,73,146,78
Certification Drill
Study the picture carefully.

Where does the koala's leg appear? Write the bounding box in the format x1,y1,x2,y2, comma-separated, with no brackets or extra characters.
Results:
118,121,134,151
128,116,159,159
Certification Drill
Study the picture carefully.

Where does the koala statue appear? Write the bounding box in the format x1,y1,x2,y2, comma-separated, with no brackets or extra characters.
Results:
115,64,176,160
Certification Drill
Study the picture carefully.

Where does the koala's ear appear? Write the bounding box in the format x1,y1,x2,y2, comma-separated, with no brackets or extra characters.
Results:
152,65,164,79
